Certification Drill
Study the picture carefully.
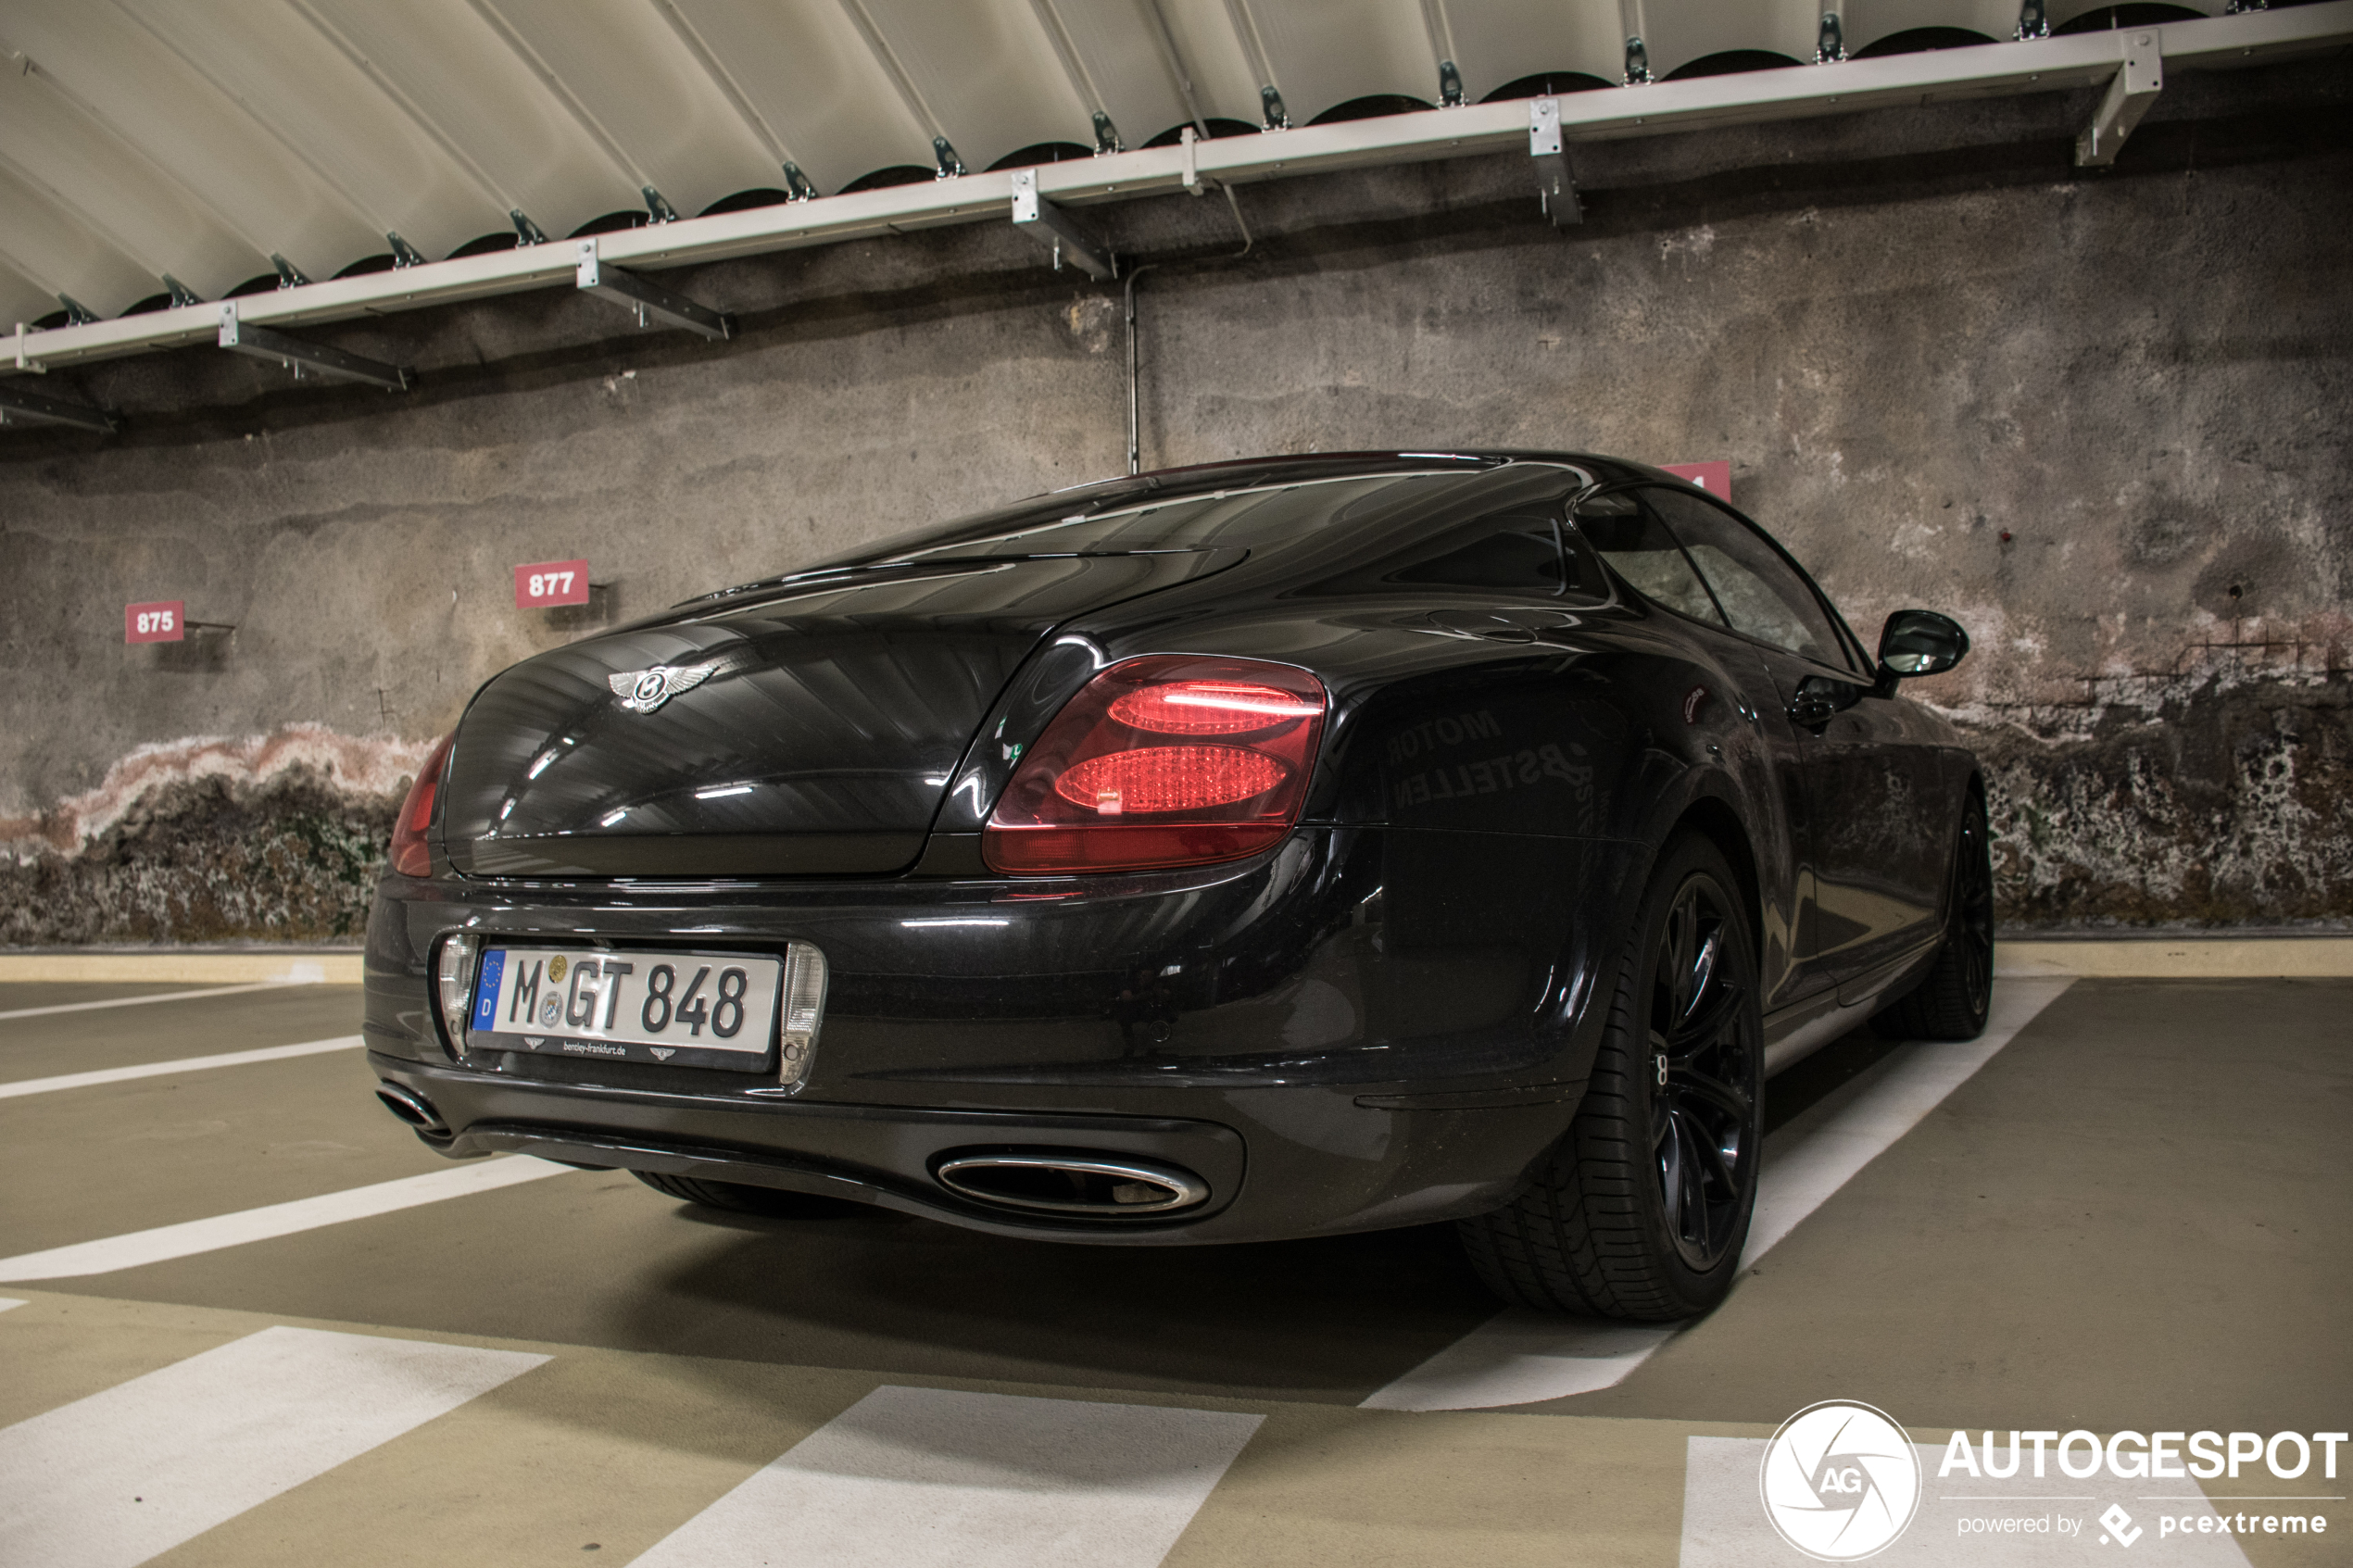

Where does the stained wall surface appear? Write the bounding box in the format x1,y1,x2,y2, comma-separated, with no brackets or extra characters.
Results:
2,61,2347,944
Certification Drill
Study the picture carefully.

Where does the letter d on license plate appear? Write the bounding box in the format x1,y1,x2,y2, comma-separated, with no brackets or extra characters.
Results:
469,947,784,1072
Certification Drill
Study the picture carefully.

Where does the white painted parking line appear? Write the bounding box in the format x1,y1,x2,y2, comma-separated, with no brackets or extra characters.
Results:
0,1156,576,1282
1678,1435,2255,1565
0,1324,546,1568
630,1386,1263,1568
0,1299,20,1313
1362,977,2077,1411
0,1035,365,1099
1740,977,2073,1264
1357,1315,1679,1414
0,980,317,1022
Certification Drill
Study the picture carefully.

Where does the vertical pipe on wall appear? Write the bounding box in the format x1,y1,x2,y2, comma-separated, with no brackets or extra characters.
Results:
1126,263,1158,475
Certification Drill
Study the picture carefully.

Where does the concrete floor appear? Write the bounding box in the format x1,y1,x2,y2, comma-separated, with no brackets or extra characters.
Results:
0,977,2345,1565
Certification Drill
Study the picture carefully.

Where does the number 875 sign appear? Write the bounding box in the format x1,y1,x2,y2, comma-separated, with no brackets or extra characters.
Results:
514,559,591,608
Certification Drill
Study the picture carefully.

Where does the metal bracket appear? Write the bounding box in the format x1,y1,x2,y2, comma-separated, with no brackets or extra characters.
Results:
642,185,679,224
14,321,46,373
162,274,203,307
1010,169,1116,281
574,239,733,340
387,232,428,268
2077,31,2162,166
1438,58,1465,107
1624,36,1652,85
0,379,116,432
1091,110,1122,154
218,300,411,390
57,295,98,326
1816,12,1847,63
2016,0,2049,39
932,136,966,179
781,162,819,201
271,253,311,289
1530,98,1583,227
510,209,549,245
1260,84,1290,129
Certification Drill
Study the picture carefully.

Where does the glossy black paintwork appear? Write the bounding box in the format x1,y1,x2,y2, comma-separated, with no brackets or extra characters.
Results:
367,450,1980,1245
442,551,1240,877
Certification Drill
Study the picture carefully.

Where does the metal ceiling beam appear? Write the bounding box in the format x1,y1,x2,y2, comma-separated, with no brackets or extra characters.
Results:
2077,27,2163,167
1529,97,1582,229
574,238,731,340
219,300,409,390
1010,169,1115,281
2,5,2344,379
0,379,117,432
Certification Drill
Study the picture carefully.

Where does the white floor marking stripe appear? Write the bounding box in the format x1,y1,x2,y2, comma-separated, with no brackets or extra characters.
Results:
1679,1436,2254,1565
0,1299,21,1313
0,1325,546,1568
1361,977,2077,1411
0,981,314,1022
0,1156,576,1282
0,1035,366,1099
1740,976,2073,1264
629,1386,1263,1568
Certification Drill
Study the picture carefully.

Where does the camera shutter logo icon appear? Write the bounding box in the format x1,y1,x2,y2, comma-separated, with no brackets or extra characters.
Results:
1758,1401,1922,1561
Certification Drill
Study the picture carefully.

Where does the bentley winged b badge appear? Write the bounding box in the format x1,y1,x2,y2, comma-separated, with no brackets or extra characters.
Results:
608,662,715,714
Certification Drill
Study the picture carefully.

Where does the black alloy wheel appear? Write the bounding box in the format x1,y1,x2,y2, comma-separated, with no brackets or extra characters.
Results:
1458,832,1763,1319
1874,793,1994,1041
1649,872,1758,1273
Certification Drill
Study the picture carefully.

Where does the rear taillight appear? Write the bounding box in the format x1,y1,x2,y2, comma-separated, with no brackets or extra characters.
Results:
985,656,1327,874
389,733,455,878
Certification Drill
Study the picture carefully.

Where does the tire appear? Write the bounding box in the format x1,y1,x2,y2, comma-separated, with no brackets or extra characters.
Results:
632,1169,862,1218
1457,832,1764,1320
1873,792,1994,1042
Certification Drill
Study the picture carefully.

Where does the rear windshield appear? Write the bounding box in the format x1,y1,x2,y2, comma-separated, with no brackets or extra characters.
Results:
808,471,1478,569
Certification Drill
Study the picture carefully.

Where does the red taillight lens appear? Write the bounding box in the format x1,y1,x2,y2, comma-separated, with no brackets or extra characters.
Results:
1055,746,1285,814
388,733,454,878
1106,681,1323,735
985,656,1327,875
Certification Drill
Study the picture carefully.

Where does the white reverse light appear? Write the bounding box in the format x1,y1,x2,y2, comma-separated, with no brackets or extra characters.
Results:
778,940,828,1087
433,934,479,1057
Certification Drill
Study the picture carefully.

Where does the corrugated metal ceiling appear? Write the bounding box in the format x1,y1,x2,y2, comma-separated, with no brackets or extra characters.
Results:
0,0,2233,331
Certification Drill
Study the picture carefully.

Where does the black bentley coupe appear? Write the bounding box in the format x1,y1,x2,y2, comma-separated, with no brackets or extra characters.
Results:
363,451,1991,1321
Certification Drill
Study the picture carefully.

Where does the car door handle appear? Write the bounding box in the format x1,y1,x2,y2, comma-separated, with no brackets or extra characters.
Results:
1788,693,1839,727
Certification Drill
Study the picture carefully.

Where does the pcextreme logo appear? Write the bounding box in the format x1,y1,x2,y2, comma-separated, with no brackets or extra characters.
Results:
1759,1401,1923,1561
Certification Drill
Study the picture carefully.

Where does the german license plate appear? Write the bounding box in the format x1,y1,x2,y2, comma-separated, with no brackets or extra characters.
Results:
468,947,780,1072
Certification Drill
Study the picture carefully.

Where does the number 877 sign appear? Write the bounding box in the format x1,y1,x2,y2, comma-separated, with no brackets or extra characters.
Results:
515,559,591,608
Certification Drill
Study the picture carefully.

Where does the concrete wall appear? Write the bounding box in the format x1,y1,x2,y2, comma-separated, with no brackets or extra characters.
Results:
3,58,2347,945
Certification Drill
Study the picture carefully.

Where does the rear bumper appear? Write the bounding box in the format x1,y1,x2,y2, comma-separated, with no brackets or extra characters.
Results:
363,825,1642,1244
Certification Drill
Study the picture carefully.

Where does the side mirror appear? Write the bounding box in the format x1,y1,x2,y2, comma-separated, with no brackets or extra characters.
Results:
1876,609,1969,692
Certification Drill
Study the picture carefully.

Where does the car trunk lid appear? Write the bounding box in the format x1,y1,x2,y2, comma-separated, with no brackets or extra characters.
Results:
441,551,1239,878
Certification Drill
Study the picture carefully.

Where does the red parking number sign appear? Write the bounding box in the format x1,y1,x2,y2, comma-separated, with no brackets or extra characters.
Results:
126,600,185,643
515,559,590,608
1663,461,1732,501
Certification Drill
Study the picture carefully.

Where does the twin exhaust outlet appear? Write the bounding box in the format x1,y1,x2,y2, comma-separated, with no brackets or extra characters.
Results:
932,1152,1209,1216
372,1080,1209,1218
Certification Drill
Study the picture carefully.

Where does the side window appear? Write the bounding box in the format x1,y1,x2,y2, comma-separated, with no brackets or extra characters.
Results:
1568,491,1725,625
1387,509,1609,601
1642,486,1854,671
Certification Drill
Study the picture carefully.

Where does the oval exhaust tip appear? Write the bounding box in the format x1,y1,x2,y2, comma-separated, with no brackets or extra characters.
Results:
374,1082,447,1133
934,1152,1208,1216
